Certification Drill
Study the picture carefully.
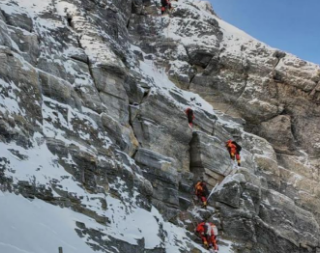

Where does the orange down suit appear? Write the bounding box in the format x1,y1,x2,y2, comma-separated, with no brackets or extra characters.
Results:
195,181,208,206
226,141,240,164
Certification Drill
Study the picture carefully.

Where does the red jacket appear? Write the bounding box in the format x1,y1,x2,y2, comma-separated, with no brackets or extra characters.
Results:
226,140,237,154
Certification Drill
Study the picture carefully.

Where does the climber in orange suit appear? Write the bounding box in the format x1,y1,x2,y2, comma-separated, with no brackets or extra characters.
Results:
195,179,209,208
226,140,241,166
196,222,219,252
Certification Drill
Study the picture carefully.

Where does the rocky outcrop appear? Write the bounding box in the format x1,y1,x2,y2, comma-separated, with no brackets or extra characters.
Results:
0,0,320,253
145,1,320,161
259,115,295,153
190,131,231,187
132,91,193,171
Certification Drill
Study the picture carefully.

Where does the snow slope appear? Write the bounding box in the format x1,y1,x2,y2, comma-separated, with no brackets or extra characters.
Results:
0,192,103,253
0,190,207,253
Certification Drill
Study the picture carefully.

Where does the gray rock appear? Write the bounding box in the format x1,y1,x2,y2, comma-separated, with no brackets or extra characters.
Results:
132,91,192,171
212,173,245,208
0,18,12,47
124,74,146,104
101,113,138,156
8,26,39,64
190,131,232,186
1,7,33,32
135,148,176,173
259,189,319,248
217,202,256,241
186,45,218,68
260,115,295,153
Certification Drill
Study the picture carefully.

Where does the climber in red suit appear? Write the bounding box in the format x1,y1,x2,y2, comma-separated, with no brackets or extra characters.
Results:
196,222,219,252
161,0,172,14
185,107,195,128
226,139,241,166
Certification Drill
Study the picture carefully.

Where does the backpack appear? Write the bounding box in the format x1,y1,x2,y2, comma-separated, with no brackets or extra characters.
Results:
195,182,203,193
205,223,218,237
232,141,242,152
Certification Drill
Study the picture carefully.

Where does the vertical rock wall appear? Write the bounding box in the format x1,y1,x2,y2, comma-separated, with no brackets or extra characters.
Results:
0,0,320,252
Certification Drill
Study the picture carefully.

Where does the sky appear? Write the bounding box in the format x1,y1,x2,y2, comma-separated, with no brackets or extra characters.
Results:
210,0,320,65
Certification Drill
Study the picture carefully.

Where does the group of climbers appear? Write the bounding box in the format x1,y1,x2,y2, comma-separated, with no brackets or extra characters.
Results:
159,1,242,249
194,177,217,251
194,184,218,251
153,0,241,239
184,108,242,166
184,107,242,252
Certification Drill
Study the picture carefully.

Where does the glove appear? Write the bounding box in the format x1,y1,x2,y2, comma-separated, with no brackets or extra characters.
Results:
203,241,208,248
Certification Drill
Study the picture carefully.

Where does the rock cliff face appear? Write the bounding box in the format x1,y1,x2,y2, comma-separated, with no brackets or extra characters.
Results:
0,0,320,252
